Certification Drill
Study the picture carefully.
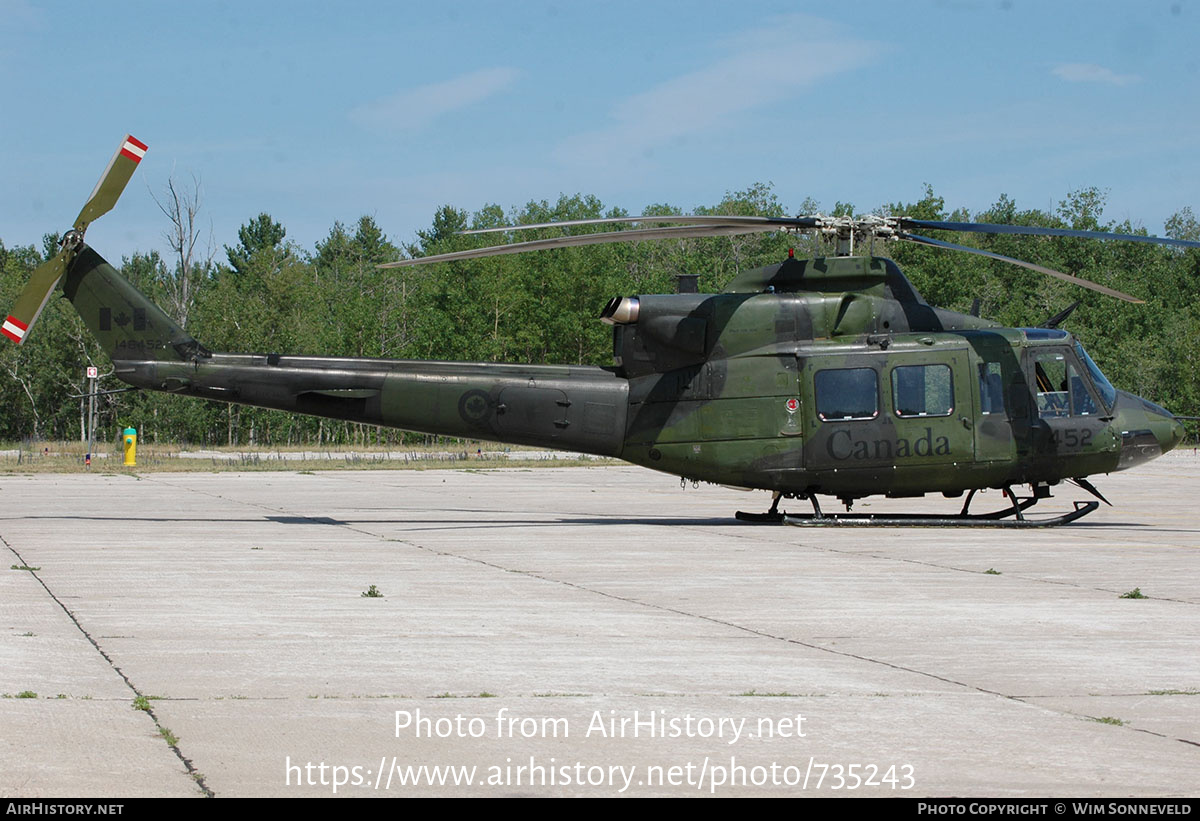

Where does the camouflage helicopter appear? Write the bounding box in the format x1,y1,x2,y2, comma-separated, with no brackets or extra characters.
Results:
6,136,1196,527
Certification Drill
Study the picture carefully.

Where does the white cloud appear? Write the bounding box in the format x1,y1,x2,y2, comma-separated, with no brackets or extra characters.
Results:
351,67,520,131
1052,63,1140,87
553,15,879,171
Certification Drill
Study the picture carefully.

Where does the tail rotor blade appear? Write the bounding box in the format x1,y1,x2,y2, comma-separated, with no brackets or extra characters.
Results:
3,250,70,345
73,134,148,233
4,134,148,346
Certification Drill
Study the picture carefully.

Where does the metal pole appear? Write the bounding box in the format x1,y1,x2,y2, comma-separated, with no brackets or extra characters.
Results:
86,372,95,469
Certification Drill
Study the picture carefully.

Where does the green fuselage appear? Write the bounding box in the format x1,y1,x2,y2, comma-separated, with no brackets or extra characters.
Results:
66,248,1183,502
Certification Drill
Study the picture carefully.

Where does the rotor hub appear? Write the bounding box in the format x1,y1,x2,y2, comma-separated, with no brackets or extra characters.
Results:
60,229,84,252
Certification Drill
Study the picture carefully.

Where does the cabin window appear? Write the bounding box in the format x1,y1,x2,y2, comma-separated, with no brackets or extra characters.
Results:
892,364,954,418
978,362,1005,416
815,367,878,421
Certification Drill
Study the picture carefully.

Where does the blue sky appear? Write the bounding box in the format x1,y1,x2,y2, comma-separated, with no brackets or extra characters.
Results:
1,0,1196,264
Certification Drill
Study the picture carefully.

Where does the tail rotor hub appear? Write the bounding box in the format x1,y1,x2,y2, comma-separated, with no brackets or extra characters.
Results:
61,229,84,252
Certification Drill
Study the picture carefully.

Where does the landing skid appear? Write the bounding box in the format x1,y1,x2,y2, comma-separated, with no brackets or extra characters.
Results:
736,487,1100,528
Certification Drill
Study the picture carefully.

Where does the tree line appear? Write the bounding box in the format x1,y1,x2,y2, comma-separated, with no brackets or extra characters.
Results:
1,182,1197,447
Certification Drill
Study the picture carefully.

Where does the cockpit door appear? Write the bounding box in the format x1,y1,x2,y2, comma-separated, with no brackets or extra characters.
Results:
1022,346,1115,464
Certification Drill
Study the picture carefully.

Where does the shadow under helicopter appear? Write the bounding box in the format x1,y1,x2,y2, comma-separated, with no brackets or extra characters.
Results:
10,512,1192,532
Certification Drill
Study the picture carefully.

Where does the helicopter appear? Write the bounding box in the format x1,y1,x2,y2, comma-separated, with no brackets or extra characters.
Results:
6,135,1196,527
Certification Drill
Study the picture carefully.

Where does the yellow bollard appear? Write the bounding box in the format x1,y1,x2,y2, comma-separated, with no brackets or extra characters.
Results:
123,427,137,467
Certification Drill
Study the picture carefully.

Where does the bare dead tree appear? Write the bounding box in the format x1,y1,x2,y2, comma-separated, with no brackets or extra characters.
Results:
151,173,214,330
2,357,41,439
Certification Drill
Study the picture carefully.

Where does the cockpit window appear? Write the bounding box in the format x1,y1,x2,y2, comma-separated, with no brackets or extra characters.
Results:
1074,342,1116,410
1069,364,1098,416
1023,328,1069,341
1033,353,1070,418
1032,349,1105,418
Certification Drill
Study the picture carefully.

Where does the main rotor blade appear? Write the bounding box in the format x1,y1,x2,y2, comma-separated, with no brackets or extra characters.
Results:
3,249,70,344
381,223,781,268
897,232,1144,303
73,135,148,234
461,214,822,236
901,218,1200,250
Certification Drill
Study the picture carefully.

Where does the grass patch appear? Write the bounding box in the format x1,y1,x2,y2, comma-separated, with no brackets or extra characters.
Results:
1092,716,1126,726
15,691,38,699
431,692,496,699
361,694,411,700
10,565,40,571
533,692,589,698
984,568,1001,575
159,726,179,746
1120,588,1147,599
132,695,151,712
361,584,383,598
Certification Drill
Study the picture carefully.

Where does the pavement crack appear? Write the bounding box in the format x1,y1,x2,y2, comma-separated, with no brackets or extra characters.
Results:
133,479,1006,699
131,472,1200,733
686,526,1200,605
1,531,215,798
499,561,1013,696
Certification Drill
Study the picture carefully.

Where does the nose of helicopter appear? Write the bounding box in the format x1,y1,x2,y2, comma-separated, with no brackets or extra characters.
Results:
1115,392,1186,469
1164,414,1186,452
